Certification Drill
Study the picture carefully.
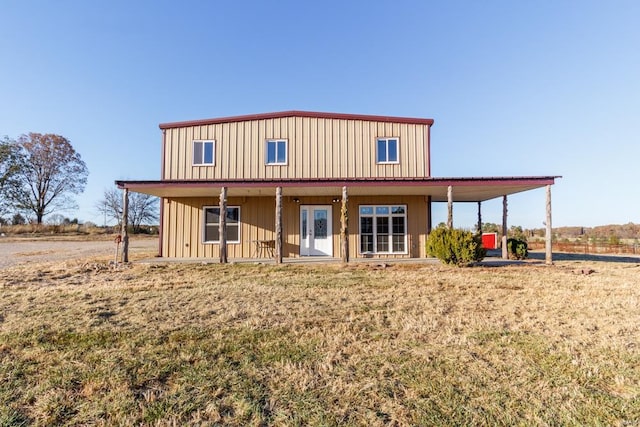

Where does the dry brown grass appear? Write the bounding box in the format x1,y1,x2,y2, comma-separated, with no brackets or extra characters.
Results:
0,252,639,425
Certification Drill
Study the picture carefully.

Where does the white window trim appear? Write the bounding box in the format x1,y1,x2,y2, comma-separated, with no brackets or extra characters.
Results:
265,139,288,165
358,204,408,255
202,205,241,244
193,140,216,166
376,137,400,164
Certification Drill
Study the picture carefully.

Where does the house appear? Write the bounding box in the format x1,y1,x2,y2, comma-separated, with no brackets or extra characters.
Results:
116,111,558,262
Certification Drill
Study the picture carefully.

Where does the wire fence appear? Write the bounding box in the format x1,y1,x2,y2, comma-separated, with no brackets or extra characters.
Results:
528,241,640,255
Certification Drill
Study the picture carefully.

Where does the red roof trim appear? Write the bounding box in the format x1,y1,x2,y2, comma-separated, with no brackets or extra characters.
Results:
117,176,560,189
159,110,435,129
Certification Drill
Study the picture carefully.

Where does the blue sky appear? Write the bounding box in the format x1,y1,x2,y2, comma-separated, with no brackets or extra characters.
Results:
1,0,638,229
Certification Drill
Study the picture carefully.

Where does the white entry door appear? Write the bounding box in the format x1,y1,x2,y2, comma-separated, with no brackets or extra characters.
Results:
300,205,333,256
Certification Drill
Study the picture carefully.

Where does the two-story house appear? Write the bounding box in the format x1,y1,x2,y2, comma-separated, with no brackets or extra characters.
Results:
117,111,558,261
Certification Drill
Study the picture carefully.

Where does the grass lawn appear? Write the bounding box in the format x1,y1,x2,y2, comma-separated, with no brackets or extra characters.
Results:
0,253,639,425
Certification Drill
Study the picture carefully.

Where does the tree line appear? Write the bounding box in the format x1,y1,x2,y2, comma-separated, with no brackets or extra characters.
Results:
1,133,157,231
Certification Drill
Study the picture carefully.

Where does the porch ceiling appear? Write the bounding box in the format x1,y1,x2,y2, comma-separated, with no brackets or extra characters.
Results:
116,177,559,203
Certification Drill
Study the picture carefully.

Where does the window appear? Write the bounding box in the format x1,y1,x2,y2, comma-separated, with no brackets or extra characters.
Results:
376,138,399,164
266,139,287,165
359,205,406,254
193,140,215,165
203,206,240,243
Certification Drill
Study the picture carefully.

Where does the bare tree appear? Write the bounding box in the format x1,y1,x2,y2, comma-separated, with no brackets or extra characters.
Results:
96,187,158,232
0,137,22,216
9,133,88,223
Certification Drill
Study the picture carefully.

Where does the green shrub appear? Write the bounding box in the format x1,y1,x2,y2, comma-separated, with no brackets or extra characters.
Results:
507,238,528,259
426,226,486,266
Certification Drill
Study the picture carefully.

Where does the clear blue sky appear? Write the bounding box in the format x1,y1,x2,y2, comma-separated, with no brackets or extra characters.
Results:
1,0,638,229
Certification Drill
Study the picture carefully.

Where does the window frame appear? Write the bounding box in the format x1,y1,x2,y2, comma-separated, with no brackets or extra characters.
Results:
376,137,400,164
358,204,407,255
202,205,241,244
192,140,216,166
265,139,288,165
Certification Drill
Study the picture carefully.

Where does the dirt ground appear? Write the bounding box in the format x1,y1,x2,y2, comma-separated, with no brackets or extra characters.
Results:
0,236,158,269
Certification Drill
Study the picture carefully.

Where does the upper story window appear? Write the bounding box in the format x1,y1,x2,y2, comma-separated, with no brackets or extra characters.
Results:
266,139,287,165
376,138,399,164
193,140,215,166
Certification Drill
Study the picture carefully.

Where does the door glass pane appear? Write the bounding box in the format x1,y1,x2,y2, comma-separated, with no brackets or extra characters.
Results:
314,210,327,239
302,210,307,238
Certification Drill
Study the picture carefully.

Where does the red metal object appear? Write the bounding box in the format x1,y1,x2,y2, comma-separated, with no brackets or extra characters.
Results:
482,233,498,249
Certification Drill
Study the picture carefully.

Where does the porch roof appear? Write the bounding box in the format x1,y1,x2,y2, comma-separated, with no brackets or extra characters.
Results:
115,176,560,202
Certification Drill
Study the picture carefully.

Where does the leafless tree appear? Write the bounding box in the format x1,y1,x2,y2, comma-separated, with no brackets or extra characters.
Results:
8,133,88,223
96,188,158,232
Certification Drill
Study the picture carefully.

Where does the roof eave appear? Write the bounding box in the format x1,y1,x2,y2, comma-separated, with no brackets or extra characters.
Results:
159,110,435,129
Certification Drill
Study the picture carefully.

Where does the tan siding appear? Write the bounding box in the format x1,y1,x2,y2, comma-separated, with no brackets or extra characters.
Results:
161,194,428,259
161,114,431,181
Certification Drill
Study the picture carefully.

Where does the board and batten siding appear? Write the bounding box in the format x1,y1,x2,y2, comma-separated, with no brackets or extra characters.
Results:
162,116,430,180
162,195,429,259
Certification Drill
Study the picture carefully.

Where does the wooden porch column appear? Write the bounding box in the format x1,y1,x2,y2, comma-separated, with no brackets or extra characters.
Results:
545,185,553,265
275,187,283,264
502,195,508,259
426,195,432,235
219,187,228,263
121,188,129,263
447,186,453,229
477,201,482,233
340,186,349,263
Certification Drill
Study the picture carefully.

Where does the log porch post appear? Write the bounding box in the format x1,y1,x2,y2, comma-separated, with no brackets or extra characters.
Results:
502,195,508,259
121,188,129,263
275,187,283,264
477,201,482,233
341,186,349,263
219,186,228,263
426,195,432,235
447,186,453,229
545,185,553,265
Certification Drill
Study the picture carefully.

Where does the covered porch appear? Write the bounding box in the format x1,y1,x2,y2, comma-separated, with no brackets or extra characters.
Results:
116,176,559,264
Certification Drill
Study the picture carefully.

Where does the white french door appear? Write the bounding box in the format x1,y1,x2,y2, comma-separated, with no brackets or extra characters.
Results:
300,205,333,256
